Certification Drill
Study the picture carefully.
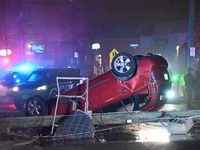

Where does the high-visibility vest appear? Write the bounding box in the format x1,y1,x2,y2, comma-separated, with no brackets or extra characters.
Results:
179,73,185,86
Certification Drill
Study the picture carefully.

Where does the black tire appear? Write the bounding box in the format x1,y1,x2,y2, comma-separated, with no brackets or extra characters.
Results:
132,94,150,111
49,90,57,99
111,52,137,80
26,96,48,116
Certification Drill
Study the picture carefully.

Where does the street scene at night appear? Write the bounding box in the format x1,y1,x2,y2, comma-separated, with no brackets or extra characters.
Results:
1,0,200,149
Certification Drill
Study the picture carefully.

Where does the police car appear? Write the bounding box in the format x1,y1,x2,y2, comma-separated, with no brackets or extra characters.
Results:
12,68,80,113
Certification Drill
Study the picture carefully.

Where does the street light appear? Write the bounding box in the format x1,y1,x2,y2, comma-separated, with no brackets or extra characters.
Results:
176,44,180,52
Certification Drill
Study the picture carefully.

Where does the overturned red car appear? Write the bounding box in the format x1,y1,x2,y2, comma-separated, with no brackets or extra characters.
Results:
26,52,172,116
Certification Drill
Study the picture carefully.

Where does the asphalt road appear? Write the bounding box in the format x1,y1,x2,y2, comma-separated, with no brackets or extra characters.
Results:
0,99,26,117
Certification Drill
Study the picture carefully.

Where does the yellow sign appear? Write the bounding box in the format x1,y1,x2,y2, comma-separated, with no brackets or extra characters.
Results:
109,49,119,60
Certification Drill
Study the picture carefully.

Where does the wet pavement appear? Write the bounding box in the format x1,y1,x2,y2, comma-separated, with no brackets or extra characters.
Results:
1,98,200,149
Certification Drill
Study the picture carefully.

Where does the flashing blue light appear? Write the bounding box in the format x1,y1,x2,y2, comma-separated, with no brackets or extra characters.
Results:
19,66,31,71
13,63,36,72
15,79,21,83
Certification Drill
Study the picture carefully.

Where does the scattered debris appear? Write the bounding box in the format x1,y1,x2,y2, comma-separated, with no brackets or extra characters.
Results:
54,110,95,140
1,110,200,145
160,117,194,134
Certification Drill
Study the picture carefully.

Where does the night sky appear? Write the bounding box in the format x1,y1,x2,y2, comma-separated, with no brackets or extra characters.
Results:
0,0,200,69
60,0,200,41
1,0,200,42
69,0,200,38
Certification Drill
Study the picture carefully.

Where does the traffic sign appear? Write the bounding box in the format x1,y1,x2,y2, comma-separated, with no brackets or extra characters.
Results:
130,44,139,47
109,49,119,60
190,47,195,57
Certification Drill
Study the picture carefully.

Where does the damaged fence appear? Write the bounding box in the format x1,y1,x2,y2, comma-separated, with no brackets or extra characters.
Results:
51,77,92,138
54,110,95,140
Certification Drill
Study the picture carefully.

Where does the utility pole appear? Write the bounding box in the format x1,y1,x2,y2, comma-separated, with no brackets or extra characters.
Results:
2,1,8,56
187,0,195,68
18,1,26,64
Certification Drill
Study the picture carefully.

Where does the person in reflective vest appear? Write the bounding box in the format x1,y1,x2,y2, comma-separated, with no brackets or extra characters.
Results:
179,72,186,99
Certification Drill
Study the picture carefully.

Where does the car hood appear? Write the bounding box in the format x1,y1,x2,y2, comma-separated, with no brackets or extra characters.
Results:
0,81,15,87
16,81,47,90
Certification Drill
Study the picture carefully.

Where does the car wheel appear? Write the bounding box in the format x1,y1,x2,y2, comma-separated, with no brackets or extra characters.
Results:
26,96,48,116
49,90,57,99
111,52,137,80
132,94,150,111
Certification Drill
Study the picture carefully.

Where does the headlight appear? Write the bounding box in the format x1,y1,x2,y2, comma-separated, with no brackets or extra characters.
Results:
13,87,19,92
37,85,47,90
166,91,175,98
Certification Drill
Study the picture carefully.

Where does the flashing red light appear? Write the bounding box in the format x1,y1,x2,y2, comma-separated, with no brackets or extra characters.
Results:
3,58,9,63
0,84,3,88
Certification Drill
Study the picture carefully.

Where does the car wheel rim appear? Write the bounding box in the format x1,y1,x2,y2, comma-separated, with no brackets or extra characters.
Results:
114,55,131,73
27,100,42,115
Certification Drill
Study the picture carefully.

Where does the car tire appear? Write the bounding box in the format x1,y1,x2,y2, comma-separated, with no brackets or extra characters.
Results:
132,94,150,111
26,96,48,116
111,52,137,80
49,90,57,99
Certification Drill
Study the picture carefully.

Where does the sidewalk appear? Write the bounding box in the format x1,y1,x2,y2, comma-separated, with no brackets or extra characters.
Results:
167,96,200,104
163,97,200,111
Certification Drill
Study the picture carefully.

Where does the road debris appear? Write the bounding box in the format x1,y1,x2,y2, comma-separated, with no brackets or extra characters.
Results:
54,110,95,140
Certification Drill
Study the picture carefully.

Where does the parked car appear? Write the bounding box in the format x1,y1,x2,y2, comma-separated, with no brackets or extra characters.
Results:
12,68,80,113
23,52,171,116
